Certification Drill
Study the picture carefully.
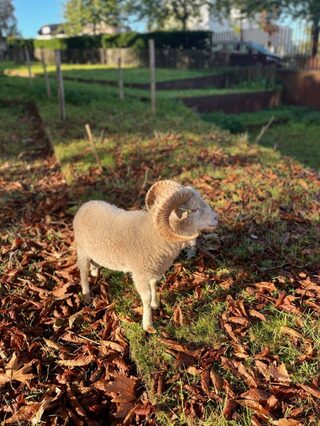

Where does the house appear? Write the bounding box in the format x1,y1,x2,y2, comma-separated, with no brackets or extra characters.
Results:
37,22,122,40
189,4,294,56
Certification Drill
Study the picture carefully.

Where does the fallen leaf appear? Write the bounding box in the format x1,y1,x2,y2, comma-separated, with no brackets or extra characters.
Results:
57,355,95,367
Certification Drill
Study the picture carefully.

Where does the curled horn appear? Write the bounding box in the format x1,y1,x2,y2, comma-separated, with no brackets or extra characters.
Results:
153,188,199,242
145,180,181,211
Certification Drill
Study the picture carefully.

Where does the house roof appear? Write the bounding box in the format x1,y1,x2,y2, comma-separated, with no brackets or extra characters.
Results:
38,24,65,36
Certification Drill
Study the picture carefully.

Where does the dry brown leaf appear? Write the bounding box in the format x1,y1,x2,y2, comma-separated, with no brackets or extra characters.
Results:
3,403,43,425
273,419,303,426
298,383,320,399
57,355,95,367
95,374,137,419
173,305,184,326
100,340,125,353
52,282,73,299
238,362,257,387
269,363,291,384
238,399,270,420
210,369,223,391
249,309,266,321
0,353,36,388
255,360,270,380
200,369,210,396
66,383,87,417
281,326,305,340
43,338,63,351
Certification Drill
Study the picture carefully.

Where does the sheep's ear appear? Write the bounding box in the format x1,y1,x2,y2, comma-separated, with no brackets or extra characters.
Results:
176,207,191,220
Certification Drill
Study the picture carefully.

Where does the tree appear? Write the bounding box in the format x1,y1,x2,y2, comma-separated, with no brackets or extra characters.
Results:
63,0,122,36
283,0,320,56
213,0,320,56
125,0,211,31
0,0,18,38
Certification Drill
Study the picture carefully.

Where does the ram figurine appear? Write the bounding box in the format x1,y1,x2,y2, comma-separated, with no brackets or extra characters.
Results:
73,180,218,332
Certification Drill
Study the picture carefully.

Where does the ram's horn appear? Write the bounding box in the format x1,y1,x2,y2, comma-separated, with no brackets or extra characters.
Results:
153,189,199,242
145,180,181,211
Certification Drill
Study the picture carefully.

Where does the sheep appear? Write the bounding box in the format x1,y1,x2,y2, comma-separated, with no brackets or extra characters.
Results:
73,180,218,333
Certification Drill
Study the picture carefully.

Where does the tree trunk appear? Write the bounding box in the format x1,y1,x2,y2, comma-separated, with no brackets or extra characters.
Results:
311,24,319,57
182,18,187,31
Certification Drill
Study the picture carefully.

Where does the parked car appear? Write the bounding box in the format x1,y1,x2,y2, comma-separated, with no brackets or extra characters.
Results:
212,40,282,67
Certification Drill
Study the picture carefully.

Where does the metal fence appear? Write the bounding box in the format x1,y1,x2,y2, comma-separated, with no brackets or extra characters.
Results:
1,22,320,71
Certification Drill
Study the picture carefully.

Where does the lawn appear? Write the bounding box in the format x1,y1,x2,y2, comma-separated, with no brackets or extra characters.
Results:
3,62,269,99
4,62,221,83
202,106,320,171
0,68,319,425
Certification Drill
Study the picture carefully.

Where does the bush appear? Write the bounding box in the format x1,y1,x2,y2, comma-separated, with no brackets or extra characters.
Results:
202,112,245,134
7,37,34,50
34,38,67,50
34,30,213,51
102,30,213,50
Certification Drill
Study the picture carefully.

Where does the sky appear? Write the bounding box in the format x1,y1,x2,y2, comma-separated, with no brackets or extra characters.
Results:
13,0,64,38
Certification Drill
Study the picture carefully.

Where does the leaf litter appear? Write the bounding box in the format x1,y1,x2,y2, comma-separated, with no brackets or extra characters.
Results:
0,99,320,424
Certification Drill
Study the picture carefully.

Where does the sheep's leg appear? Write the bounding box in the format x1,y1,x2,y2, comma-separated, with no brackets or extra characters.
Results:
90,261,100,278
150,279,159,309
133,277,155,333
77,248,91,303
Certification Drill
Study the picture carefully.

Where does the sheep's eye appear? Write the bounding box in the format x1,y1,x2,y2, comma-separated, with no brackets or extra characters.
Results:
179,207,198,215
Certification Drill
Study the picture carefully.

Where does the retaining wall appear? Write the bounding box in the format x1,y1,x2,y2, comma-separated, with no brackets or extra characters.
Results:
277,70,320,110
180,90,281,114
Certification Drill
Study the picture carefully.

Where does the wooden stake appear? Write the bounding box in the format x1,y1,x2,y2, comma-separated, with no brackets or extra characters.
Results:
149,39,156,114
41,49,51,98
255,116,275,144
24,46,33,86
118,57,124,101
85,124,103,172
55,50,66,121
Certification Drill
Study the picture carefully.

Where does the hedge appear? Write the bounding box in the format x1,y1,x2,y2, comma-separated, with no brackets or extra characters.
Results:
5,31,213,51
31,31,213,51
33,35,103,50
101,31,213,49
6,37,34,50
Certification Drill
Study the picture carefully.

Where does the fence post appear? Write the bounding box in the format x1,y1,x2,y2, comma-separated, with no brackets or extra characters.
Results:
118,56,124,101
149,39,156,114
24,46,33,86
55,50,66,121
270,64,276,89
40,49,51,98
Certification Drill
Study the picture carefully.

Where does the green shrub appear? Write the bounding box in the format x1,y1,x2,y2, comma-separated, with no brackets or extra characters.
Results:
87,30,213,50
34,38,67,50
202,112,245,134
6,37,34,50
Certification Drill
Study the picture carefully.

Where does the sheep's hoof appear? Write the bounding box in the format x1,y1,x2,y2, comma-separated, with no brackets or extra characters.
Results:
145,325,157,334
83,292,92,304
151,300,160,309
90,264,99,278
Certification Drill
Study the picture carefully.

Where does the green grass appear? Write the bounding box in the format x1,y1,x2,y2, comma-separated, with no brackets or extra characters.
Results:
3,63,269,100
202,106,320,170
1,65,320,424
4,63,222,83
